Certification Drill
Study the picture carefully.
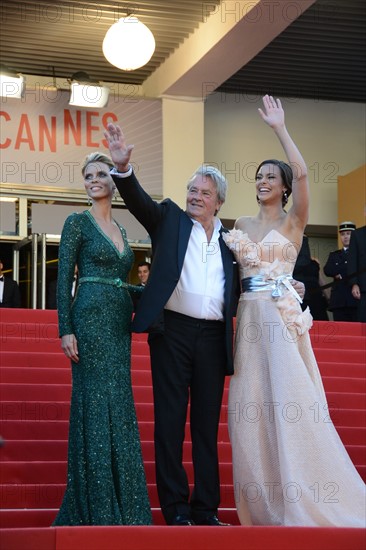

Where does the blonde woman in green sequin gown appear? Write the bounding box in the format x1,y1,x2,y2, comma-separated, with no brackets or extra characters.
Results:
53,153,152,526
223,96,365,527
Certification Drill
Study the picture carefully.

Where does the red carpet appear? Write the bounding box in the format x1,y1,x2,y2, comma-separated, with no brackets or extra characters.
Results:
0,309,365,549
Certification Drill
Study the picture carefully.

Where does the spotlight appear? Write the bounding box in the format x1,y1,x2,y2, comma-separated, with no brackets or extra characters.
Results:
69,71,109,108
0,66,25,98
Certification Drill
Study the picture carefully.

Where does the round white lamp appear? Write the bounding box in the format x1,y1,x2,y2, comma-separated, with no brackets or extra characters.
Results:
102,17,156,71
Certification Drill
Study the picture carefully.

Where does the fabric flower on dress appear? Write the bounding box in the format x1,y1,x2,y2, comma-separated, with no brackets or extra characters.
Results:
223,229,261,267
263,258,284,279
276,293,313,336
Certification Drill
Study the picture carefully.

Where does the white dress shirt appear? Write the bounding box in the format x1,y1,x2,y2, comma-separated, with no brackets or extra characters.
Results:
165,217,225,320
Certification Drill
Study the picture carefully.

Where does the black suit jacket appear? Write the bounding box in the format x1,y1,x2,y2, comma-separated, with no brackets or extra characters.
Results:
113,171,240,375
0,276,21,308
348,226,366,292
324,248,358,310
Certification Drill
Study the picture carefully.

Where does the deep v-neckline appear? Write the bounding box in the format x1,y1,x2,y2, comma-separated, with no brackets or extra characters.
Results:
85,210,126,258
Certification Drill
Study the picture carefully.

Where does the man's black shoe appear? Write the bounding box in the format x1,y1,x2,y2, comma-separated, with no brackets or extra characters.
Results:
196,515,230,526
171,514,195,526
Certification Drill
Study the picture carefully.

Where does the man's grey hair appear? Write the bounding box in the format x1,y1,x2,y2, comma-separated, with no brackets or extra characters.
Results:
187,165,228,203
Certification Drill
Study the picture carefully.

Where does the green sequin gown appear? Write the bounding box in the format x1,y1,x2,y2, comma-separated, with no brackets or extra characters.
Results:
53,210,152,526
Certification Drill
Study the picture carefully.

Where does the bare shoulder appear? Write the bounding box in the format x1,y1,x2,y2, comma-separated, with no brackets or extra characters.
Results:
234,216,252,231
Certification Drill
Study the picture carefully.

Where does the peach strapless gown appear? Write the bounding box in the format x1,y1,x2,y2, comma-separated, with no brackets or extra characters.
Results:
223,229,365,527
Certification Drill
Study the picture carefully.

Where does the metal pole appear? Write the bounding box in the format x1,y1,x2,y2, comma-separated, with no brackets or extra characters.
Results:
40,233,47,310
31,233,38,309
13,249,19,283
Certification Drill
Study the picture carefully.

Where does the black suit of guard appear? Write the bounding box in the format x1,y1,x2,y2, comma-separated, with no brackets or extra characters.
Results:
113,170,239,524
0,276,21,308
324,248,358,321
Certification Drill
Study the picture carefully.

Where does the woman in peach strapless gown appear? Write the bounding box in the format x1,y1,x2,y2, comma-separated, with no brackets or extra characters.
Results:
223,96,365,527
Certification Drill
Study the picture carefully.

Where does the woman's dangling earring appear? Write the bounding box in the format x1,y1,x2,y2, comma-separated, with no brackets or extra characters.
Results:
283,191,288,205
87,195,92,206
256,195,261,205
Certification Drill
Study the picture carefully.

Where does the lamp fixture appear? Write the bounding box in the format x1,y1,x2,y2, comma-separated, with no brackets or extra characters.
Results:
69,71,109,108
102,16,155,71
0,66,25,98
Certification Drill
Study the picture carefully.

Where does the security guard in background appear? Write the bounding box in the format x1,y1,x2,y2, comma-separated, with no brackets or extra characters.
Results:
324,221,358,321
0,259,21,308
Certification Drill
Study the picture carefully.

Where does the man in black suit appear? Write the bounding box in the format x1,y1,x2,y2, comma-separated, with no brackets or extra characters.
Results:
0,259,21,308
132,261,150,311
324,221,358,321
105,123,304,526
106,124,239,527
347,222,366,322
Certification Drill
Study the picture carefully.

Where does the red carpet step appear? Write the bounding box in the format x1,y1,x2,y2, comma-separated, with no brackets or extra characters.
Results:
0,309,365,550
1,525,366,550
